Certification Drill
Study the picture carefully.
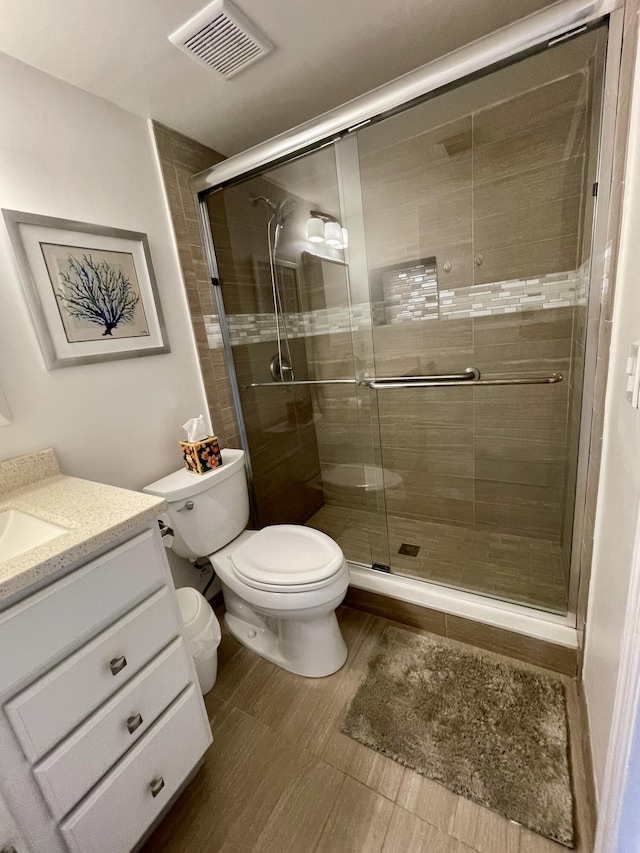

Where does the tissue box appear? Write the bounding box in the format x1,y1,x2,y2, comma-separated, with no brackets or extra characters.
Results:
180,435,222,475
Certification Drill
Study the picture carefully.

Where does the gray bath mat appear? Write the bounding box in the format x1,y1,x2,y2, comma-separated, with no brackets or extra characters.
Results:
342,625,574,847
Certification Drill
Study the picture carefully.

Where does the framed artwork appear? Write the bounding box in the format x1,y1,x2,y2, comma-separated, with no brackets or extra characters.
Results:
2,210,170,368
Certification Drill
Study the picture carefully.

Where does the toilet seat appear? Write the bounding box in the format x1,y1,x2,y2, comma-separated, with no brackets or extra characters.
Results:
230,525,345,592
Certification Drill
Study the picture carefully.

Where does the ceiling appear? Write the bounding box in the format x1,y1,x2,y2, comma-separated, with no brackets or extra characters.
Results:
0,0,561,157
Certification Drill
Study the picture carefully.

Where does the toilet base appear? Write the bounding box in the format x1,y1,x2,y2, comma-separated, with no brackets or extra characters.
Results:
224,608,348,678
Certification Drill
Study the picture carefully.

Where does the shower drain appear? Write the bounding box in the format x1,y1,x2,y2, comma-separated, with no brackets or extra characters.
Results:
398,543,421,557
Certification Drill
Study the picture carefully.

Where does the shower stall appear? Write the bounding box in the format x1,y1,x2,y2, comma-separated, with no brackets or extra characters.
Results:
193,4,620,636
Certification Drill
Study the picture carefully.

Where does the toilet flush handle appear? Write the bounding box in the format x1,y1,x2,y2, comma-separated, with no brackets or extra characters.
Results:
177,500,194,512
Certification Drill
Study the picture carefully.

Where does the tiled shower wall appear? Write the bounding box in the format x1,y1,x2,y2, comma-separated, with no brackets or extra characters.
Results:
201,267,581,547
153,124,325,526
292,296,574,543
359,73,590,286
205,181,324,527
372,309,573,542
152,122,240,450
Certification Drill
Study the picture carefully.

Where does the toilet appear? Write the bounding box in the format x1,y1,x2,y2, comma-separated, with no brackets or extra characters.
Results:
144,448,349,677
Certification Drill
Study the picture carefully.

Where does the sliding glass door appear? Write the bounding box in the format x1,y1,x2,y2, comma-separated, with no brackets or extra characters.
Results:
206,145,389,571
204,23,608,616
346,24,607,613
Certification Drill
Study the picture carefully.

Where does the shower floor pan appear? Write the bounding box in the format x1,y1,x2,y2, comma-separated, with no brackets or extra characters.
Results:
306,505,568,614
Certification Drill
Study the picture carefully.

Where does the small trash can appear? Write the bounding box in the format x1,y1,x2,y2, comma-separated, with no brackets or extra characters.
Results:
176,587,222,695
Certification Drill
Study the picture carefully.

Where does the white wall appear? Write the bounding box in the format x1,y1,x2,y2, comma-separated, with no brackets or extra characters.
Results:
613,699,640,850
583,21,640,798
0,52,210,493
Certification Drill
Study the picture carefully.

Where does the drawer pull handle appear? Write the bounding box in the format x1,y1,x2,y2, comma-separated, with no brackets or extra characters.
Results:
127,713,143,734
150,776,165,798
109,655,128,676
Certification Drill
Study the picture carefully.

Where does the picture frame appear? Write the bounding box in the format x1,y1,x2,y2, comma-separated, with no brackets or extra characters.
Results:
2,210,170,368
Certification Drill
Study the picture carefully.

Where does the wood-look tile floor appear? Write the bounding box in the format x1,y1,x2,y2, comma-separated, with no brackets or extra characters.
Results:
142,607,592,853
307,506,568,614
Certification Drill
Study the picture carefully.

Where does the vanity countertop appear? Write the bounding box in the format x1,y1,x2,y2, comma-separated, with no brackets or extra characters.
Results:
0,448,166,604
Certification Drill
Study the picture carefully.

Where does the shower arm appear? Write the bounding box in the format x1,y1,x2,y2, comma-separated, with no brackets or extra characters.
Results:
246,369,564,388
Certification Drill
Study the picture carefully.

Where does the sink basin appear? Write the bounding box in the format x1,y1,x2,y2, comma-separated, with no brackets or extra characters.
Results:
0,510,66,562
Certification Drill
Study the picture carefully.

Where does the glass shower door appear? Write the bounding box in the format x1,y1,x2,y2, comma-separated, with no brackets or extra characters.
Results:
349,24,607,614
202,22,606,616
205,145,390,571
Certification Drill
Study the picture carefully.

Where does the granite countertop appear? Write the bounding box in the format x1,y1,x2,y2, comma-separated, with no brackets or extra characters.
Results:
0,448,166,604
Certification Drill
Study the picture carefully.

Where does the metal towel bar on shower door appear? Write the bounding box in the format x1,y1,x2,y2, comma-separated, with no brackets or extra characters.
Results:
246,369,563,389
361,371,564,389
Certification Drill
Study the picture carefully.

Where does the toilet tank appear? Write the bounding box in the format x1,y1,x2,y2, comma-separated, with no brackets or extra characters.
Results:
144,448,250,560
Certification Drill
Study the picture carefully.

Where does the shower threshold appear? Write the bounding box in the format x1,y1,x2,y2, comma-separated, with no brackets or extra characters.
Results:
347,563,578,649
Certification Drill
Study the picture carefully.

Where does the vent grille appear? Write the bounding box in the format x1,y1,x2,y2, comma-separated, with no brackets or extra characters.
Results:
169,0,273,79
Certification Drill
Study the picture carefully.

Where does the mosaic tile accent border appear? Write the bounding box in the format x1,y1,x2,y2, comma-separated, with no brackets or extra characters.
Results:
204,268,585,348
437,270,580,319
204,308,370,349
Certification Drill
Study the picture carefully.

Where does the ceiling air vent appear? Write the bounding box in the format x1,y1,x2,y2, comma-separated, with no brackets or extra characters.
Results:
169,0,273,80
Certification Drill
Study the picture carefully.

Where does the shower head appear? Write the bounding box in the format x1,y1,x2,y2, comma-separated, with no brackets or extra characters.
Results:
251,194,297,252
250,194,297,227
276,198,297,227
273,198,297,251
250,194,277,218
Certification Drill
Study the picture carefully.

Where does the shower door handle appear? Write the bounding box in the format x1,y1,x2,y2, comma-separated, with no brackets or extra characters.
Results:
247,378,360,388
364,372,563,389
246,370,563,389
360,368,480,388
246,368,479,389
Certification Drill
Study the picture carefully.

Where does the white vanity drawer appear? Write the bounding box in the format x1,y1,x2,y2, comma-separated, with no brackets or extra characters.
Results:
6,588,180,762
0,529,166,693
60,684,211,853
33,638,192,820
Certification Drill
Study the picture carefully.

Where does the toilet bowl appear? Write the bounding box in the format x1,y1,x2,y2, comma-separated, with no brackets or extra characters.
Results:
144,449,349,677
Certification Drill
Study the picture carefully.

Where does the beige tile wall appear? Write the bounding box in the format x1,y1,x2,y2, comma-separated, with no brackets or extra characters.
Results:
472,75,586,284
205,179,324,526
153,123,323,526
361,116,473,287
359,74,586,292
297,261,574,542
152,122,240,450
372,309,572,540
231,338,323,526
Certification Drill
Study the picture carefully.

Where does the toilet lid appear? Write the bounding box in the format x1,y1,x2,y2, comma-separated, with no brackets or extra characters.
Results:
230,525,344,588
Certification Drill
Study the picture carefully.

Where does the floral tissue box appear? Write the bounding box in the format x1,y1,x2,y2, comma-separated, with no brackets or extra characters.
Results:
180,435,222,475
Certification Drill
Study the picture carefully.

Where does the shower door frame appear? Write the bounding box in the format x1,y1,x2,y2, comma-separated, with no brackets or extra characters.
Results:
195,0,625,635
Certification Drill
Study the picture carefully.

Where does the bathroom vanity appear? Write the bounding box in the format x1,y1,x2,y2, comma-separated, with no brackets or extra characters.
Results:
0,450,212,853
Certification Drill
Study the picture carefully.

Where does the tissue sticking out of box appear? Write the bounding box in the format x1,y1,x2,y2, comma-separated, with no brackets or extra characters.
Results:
180,415,222,475
183,415,208,443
